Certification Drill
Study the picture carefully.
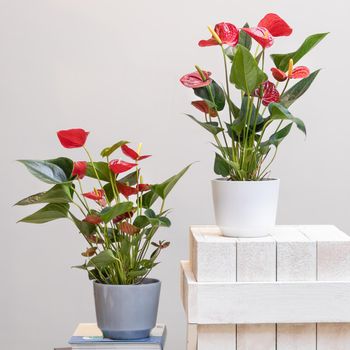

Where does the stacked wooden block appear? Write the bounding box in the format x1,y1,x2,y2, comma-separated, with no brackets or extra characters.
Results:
180,225,350,350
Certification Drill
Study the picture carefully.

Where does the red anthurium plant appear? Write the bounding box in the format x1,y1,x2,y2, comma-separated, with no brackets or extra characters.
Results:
181,13,328,180
16,130,190,284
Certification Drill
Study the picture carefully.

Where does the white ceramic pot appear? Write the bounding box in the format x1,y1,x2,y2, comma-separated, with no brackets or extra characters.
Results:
211,178,280,237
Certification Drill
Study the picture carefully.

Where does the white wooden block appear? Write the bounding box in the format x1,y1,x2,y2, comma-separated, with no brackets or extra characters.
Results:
236,236,276,282
272,226,317,350
277,324,316,350
301,226,350,349
300,225,350,281
180,261,350,324
190,226,236,282
186,324,197,350
237,324,275,350
317,323,350,350
197,325,236,350
236,236,276,350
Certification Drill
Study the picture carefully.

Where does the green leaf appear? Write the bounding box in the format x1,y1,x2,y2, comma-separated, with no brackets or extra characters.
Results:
15,184,73,206
225,46,237,61
159,216,171,227
186,114,223,135
271,33,329,71
230,44,267,94
86,162,111,182
238,23,252,50
47,157,73,179
99,202,133,223
128,268,148,278
152,164,192,200
87,249,116,268
100,140,129,157
102,182,114,202
268,103,306,135
280,70,320,108
214,153,230,177
133,215,150,229
18,203,69,224
119,170,138,186
144,209,156,218
261,123,293,148
141,190,159,209
193,80,225,111
70,212,96,235
18,160,68,184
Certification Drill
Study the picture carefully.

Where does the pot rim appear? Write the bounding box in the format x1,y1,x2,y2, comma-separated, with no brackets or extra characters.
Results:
212,177,280,183
93,278,161,288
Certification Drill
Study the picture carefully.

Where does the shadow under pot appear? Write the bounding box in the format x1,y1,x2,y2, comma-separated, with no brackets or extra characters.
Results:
93,278,161,340
211,178,280,238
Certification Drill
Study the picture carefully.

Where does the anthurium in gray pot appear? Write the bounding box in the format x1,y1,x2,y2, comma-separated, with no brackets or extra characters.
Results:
16,128,190,339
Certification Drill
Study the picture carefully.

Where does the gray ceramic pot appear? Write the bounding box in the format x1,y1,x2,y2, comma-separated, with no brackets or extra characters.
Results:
93,278,161,340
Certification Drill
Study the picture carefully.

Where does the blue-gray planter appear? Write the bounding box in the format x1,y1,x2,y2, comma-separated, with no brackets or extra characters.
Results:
93,278,161,340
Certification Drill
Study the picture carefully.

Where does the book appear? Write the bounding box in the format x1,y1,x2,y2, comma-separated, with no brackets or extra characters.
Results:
68,323,166,350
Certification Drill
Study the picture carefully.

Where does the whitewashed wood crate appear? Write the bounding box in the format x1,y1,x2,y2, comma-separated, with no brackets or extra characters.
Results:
180,225,350,350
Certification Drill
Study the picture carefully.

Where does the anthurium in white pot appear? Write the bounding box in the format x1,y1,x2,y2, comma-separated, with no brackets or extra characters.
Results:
16,128,190,339
180,13,328,237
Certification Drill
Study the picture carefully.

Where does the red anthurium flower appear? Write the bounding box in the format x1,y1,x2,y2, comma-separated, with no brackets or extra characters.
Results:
199,22,239,47
241,27,274,48
109,159,137,174
112,211,135,224
83,189,104,201
255,81,280,106
84,214,102,225
180,71,212,88
119,222,140,235
72,161,87,179
57,128,89,148
136,183,151,192
258,13,293,37
271,66,310,81
117,182,138,197
121,144,151,161
191,100,218,117
242,13,292,48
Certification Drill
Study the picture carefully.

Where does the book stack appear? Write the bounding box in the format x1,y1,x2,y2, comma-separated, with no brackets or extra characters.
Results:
55,323,166,350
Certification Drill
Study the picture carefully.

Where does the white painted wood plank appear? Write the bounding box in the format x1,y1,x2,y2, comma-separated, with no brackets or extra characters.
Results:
272,227,317,350
301,226,350,349
197,325,236,350
236,236,276,350
277,324,316,350
186,324,197,350
317,323,350,350
237,324,275,350
190,226,236,282
181,261,350,324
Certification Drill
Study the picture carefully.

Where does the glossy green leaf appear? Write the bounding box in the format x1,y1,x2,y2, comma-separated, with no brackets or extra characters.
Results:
119,170,138,186
99,202,133,223
269,103,306,135
193,80,225,111
47,157,73,179
133,215,150,229
152,164,192,200
86,162,111,182
102,182,114,202
230,44,267,94
238,23,252,50
18,160,68,184
144,209,156,218
15,184,72,205
87,249,116,268
214,153,231,177
281,70,320,108
100,140,129,157
186,114,223,135
159,216,171,227
271,33,329,71
128,268,148,278
141,190,159,209
261,123,293,149
18,203,69,224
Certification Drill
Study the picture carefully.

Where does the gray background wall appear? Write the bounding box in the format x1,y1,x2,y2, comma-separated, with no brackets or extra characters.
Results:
1,0,348,349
